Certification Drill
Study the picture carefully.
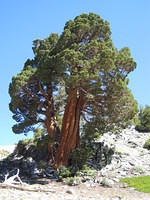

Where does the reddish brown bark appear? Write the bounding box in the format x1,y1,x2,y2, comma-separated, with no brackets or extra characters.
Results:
46,116,60,162
41,83,60,162
55,89,85,168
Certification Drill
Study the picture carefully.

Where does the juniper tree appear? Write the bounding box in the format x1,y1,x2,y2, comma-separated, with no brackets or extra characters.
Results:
9,13,138,168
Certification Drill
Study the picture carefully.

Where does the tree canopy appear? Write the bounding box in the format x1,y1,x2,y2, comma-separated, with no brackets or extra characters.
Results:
9,13,138,168
9,34,62,135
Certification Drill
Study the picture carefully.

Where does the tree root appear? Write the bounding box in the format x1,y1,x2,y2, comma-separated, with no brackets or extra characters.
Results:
1,168,55,193
4,169,23,184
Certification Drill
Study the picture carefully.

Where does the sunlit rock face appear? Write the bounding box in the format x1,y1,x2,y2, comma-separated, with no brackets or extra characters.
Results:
97,126,150,180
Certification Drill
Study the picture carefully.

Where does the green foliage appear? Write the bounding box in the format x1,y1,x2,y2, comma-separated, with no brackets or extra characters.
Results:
58,166,72,180
143,138,150,150
58,165,96,185
136,106,150,132
78,165,97,177
120,176,150,193
54,13,138,136
15,128,50,161
15,138,35,158
9,33,62,135
74,120,105,170
10,13,137,136
64,176,81,186
33,128,45,142
69,148,87,170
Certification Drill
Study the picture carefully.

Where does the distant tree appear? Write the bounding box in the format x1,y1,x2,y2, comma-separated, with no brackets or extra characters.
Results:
136,106,150,132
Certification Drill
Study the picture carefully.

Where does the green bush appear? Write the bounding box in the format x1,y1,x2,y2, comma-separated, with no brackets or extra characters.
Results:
68,128,100,172
75,165,97,182
136,106,150,132
143,139,150,150
58,166,71,180
69,147,92,172
58,165,96,185
64,176,81,186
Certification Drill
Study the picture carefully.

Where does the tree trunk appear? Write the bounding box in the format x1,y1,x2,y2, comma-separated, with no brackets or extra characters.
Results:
55,88,84,168
46,116,60,162
44,84,60,162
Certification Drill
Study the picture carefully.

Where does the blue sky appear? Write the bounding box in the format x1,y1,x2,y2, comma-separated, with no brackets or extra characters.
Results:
0,0,150,144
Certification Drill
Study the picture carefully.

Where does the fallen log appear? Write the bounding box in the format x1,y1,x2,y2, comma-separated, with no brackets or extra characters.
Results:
0,183,56,193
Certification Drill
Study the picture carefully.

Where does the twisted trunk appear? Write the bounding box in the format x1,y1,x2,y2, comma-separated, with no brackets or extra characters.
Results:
55,89,85,168
46,115,60,162
41,83,60,161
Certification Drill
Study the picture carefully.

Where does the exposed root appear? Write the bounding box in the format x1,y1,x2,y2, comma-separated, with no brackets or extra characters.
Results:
1,168,55,193
4,169,23,185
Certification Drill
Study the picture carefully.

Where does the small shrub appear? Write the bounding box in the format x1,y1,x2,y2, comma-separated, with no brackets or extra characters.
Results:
69,147,92,173
143,139,150,150
58,164,97,185
79,165,97,177
15,139,36,158
132,166,145,174
58,166,71,180
64,176,81,186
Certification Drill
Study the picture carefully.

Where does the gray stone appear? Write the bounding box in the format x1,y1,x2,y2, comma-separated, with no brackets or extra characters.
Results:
111,196,121,200
101,178,114,187
111,196,122,200
119,171,126,176
119,183,128,188
66,190,74,194
113,178,120,183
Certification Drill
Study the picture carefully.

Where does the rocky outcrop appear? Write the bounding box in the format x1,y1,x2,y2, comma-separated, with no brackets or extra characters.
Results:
97,126,150,181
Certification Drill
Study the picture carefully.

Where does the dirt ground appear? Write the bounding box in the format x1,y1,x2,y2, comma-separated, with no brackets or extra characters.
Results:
0,179,150,200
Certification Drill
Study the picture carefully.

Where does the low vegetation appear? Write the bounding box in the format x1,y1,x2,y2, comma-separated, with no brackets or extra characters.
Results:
143,138,150,150
58,165,97,185
121,176,150,193
14,128,50,161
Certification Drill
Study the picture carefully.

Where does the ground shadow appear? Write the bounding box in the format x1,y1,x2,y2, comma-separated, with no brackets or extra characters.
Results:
0,152,57,185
